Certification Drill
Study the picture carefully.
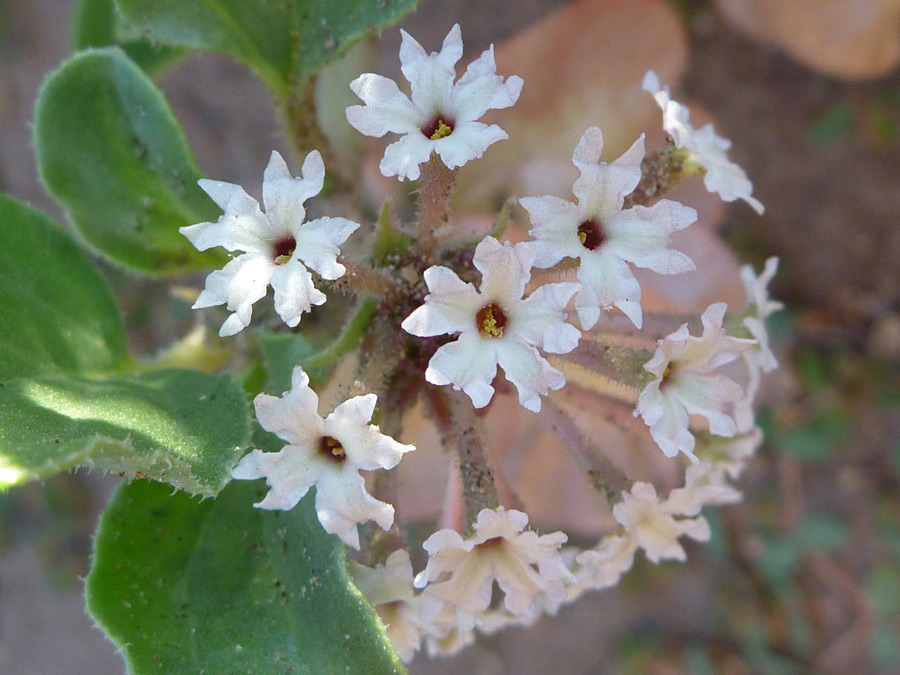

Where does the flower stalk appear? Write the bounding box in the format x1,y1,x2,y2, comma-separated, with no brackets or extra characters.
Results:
415,155,457,263
432,388,499,533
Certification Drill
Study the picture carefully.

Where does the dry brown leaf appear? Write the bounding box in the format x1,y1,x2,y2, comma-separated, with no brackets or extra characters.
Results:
455,0,689,210
716,0,900,79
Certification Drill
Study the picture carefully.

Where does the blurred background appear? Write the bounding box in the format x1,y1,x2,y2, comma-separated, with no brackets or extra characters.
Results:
2,0,900,673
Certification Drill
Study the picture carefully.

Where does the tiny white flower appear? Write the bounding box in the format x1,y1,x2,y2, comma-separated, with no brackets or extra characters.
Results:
697,427,764,480
346,24,523,181
643,70,765,214
231,366,414,549
350,550,424,662
734,257,783,431
663,462,743,517
636,302,756,461
414,507,572,629
419,600,477,659
741,256,784,320
402,236,580,412
520,127,697,330
180,151,359,336
611,481,711,564
574,535,637,590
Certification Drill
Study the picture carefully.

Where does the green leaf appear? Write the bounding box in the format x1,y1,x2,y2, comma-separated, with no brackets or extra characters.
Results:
87,479,406,674
34,48,222,275
0,196,249,494
114,0,420,94
0,195,130,379
73,0,186,75
258,331,319,394
0,369,248,495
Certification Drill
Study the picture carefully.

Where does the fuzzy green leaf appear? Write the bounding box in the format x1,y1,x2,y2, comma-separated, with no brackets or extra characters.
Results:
87,479,406,674
0,196,249,494
0,369,248,495
34,48,222,275
114,0,419,93
0,195,130,379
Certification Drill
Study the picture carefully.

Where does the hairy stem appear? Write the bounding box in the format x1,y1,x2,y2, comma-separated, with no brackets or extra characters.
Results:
558,340,656,390
415,155,457,264
282,77,353,194
429,388,499,533
301,296,378,371
324,257,397,297
544,400,629,504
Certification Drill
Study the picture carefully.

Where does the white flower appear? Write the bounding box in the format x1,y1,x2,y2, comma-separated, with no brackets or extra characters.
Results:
231,366,414,549
742,256,783,320
346,24,523,181
349,550,424,662
419,601,477,659
643,70,765,215
402,237,579,412
697,428,763,480
611,481,711,564
734,257,783,431
180,151,359,336
519,127,697,330
414,508,572,630
664,462,743,517
636,302,756,461
574,535,637,590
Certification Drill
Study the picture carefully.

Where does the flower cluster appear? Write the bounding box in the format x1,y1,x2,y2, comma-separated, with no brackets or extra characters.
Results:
179,23,780,663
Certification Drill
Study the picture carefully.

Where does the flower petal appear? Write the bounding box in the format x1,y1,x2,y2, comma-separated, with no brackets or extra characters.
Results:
269,259,326,328
495,340,566,412
473,237,532,304
232,446,320,510
315,469,395,549
519,195,582,267
434,121,508,170
400,25,461,114
293,216,358,280
182,181,271,254
512,281,580,353
575,251,643,329
380,132,435,180
347,73,421,136
572,131,644,219
603,200,697,273
261,150,324,227
402,266,481,337
193,253,274,337
426,331,499,409
450,44,523,121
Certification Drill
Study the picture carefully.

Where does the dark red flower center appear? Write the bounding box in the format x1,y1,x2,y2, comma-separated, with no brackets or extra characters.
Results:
317,435,346,464
577,219,606,251
421,116,455,140
476,303,508,338
272,236,297,264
